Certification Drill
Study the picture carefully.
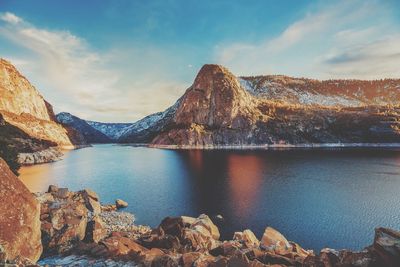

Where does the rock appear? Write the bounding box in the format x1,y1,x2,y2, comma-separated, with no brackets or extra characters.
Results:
157,214,221,252
150,254,179,267
372,227,400,267
290,241,312,259
0,158,42,263
261,251,297,266
228,251,250,267
260,227,292,254
210,241,241,257
116,199,128,209
143,248,166,266
55,188,69,199
84,216,108,243
48,184,59,193
319,248,340,267
101,204,117,212
100,234,148,260
82,188,99,201
233,229,260,248
181,252,202,267
192,214,220,240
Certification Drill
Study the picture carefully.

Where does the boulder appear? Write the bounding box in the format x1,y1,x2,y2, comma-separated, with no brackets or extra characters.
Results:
233,229,260,248
48,184,59,193
0,158,42,263
100,234,148,260
84,216,108,243
372,227,400,267
116,199,128,209
260,227,292,254
181,252,202,267
150,254,179,267
192,214,220,240
56,188,70,199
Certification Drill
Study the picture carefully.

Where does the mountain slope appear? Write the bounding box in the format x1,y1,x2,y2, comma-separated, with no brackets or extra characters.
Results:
56,112,112,143
239,75,400,107
85,120,132,140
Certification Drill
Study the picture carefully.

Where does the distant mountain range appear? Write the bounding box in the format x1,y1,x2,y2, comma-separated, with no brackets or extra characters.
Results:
2,58,400,171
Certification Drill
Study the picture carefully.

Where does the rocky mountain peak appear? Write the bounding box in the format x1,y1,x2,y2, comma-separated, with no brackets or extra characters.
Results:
174,64,257,129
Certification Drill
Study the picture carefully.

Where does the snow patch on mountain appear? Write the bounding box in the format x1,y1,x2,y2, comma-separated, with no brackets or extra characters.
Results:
85,121,132,140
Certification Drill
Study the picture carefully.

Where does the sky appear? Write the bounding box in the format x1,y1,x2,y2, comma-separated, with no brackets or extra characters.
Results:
1,0,400,122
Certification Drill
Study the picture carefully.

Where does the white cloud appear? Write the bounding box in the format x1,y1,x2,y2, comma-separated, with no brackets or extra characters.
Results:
215,0,399,79
0,12,189,122
0,12,23,24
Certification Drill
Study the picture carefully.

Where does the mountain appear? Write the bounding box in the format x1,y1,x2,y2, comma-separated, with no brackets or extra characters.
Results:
0,59,84,171
85,120,132,140
118,64,400,146
56,112,112,143
117,100,180,143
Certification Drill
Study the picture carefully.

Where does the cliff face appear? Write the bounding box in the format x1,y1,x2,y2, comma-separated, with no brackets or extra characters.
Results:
0,59,75,147
148,64,400,147
0,59,52,121
0,157,42,263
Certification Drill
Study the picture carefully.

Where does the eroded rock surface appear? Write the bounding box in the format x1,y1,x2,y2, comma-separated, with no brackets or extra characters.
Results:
0,157,42,264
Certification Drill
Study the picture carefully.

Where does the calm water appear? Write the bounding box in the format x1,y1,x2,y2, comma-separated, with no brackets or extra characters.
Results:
20,145,400,251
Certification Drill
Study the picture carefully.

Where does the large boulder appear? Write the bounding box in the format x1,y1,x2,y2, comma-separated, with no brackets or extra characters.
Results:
0,157,42,263
372,227,400,267
260,227,292,254
233,229,260,248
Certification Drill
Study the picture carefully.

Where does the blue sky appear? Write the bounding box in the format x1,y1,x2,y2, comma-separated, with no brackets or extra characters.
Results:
1,0,400,122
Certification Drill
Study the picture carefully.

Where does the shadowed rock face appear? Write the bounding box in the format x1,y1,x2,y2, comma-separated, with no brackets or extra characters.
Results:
0,157,42,263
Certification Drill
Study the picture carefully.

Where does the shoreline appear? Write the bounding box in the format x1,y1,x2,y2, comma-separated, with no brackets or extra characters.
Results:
34,186,400,266
146,142,400,149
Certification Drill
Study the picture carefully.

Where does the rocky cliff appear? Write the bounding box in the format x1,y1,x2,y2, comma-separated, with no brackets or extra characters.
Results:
143,64,400,147
0,157,42,264
0,59,85,171
0,59,75,147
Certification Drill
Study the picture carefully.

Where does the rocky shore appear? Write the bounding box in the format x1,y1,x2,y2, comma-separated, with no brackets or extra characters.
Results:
1,180,399,266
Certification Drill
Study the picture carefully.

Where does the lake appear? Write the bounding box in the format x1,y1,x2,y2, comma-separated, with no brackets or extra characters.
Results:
19,144,400,252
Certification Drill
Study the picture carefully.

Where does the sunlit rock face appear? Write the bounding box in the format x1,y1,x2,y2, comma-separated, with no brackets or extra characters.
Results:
0,58,52,121
0,58,75,147
0,157,42,263
173,64,259,129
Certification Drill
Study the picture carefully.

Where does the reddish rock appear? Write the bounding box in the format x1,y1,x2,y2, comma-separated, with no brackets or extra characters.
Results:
0,158,42,263
372,227,400,267
260,227,292,254
84,216,108,243
234,229,260,248
116,199,128,209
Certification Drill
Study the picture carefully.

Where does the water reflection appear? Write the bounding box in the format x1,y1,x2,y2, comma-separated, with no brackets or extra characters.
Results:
227,154,263,218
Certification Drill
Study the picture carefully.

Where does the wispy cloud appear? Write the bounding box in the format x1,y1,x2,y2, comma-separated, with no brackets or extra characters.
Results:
0,12,189,122
215,0,399,79
0,12,23,24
